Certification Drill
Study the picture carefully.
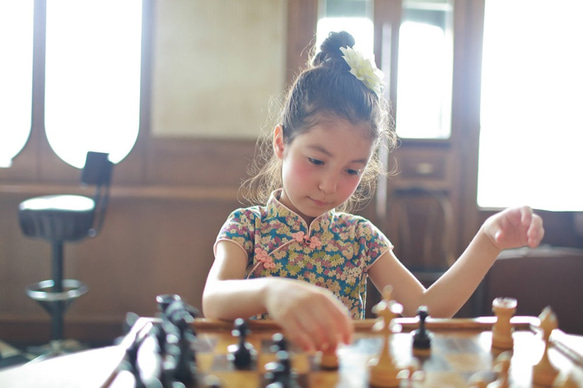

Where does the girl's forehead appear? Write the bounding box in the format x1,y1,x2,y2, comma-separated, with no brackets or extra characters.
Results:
296,119,375,158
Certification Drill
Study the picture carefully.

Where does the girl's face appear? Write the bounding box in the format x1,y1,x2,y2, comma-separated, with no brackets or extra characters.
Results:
273,117,375,224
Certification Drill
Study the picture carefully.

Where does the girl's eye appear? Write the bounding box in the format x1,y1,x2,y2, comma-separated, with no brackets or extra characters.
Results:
346,168,362,176
308,157,324,166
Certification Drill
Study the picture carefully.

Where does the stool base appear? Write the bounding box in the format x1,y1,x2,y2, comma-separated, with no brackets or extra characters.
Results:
26,339,87,363
25,279,88,356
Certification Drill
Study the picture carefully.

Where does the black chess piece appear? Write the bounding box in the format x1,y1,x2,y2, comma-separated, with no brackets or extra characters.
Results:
228,318,256,369
271,332,288,352
264,350,299,388
160,298,199,385
412,305,432,352
156,293,182,315
124,338,145,388
120,326,156,388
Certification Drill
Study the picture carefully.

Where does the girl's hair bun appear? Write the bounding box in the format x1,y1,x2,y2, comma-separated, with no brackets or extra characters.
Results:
311,31,355,68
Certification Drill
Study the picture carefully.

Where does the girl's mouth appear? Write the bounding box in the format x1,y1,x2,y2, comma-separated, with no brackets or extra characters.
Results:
310,197,330,207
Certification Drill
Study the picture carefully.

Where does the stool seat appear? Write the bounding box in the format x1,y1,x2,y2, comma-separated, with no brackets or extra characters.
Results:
19,195,95,241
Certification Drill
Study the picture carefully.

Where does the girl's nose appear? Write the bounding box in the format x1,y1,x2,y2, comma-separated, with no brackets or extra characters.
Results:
318,175,338,194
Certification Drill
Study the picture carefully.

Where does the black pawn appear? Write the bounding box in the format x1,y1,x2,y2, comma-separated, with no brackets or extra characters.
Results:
230,318,255,369
271,333,288,352
412,305,432,351
265,351,298,388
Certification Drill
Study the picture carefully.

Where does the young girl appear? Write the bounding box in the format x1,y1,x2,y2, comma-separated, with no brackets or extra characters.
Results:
202,31,544,352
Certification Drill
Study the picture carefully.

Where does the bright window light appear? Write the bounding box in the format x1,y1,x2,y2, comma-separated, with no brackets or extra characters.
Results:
316,17,374,60
0,0,34,168
478,0,583,211
44,0,142,168
396,21,452,139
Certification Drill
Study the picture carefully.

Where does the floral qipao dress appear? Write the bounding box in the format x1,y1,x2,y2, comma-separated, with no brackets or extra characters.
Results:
215,190,393,319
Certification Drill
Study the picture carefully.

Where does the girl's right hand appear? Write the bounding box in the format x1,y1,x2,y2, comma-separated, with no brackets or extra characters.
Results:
263,278,354,352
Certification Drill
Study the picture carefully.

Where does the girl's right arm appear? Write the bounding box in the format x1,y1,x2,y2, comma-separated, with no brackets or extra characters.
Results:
202,240,354,352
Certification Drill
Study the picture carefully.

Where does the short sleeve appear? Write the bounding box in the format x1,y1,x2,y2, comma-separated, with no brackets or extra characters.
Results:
214,208,258,263
357,218,393,268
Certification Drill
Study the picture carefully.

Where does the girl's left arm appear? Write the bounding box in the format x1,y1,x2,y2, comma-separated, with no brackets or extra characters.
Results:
368,206,544,318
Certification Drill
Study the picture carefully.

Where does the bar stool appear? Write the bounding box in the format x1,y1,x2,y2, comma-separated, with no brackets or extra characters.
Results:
18,151,113,359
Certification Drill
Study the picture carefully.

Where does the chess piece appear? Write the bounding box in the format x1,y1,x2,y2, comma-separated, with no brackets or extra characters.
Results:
204,374,223,388
264,350,299,388
468,373,490,388
227,318,256,369
532,306,559,386
368,285,405,388
266,333,300,387
121,335,146,388
319,346,339,370
162,299,199,385
271,332,288,352
403,359,424,387
491,297,517,350
412,305,432,356
469,369,498,388
156,293,182,315
552,372,579,388
488,351,511,388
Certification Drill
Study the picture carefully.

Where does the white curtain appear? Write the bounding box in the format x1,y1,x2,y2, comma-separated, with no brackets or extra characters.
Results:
477,0,583,211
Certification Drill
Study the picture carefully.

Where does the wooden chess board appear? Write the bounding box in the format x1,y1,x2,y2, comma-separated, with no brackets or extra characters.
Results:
106,316,583,388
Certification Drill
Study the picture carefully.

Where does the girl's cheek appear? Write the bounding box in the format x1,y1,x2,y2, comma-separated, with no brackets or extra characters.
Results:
342,177,363,197
290,159,313,179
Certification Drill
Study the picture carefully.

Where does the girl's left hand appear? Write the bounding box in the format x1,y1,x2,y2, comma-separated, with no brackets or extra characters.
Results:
482,206,545,250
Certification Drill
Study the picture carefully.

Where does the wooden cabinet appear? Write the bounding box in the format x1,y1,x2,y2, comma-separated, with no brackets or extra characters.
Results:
378,143,458,286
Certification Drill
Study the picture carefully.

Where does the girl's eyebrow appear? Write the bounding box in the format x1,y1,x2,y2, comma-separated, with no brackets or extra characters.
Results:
307,144,368,165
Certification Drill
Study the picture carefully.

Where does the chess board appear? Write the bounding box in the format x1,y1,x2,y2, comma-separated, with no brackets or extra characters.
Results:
107,316,583,388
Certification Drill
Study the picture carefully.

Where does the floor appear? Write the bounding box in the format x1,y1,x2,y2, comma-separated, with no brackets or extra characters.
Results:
0,340,32,370
0,338,113,371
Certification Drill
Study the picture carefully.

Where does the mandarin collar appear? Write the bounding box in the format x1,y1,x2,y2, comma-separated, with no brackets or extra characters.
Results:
267,189,334,233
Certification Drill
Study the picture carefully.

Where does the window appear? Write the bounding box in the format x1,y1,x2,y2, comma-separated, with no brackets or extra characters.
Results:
0,0,34,168
316,0,454,140
477,0,583,211
44,0,142,168
396,0,453,139
316,0,374,57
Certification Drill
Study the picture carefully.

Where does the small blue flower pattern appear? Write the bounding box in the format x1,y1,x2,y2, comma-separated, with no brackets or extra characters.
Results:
215,190,393,319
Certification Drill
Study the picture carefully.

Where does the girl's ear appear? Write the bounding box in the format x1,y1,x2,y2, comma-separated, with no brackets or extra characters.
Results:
273,125,285,159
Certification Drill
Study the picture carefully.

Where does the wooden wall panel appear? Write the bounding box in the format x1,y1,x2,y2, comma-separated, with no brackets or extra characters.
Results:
145,138,255,186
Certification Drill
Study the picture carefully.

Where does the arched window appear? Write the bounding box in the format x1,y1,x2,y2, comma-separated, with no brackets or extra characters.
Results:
44,0,142,168
0,0,34,168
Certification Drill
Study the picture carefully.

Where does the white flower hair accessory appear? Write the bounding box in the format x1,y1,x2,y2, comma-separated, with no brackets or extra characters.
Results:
339,46,384,95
